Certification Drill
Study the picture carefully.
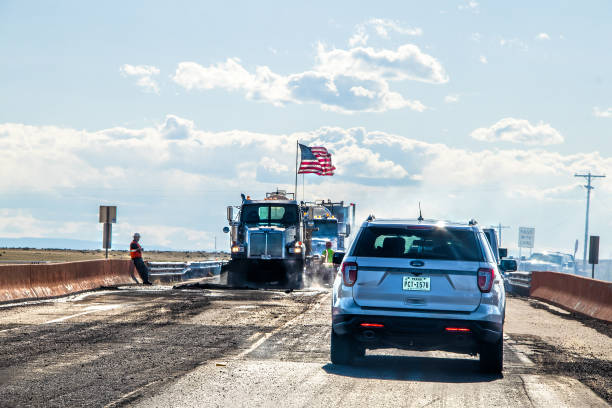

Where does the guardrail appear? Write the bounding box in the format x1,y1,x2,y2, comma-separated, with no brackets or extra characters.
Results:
148,261,223,282
147,262,189,274
505,271,532,296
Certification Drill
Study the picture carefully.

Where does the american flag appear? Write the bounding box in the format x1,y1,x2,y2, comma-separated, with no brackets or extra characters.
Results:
298,144,336,176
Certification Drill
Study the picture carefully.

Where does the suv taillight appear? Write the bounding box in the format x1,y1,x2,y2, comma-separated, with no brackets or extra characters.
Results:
342,262,358,287
477,267,495,292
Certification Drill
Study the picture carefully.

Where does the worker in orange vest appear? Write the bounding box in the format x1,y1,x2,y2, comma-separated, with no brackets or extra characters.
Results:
130,233,151,285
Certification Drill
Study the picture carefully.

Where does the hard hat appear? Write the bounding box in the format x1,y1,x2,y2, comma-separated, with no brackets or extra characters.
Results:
326,241,332,248
133,232,141,238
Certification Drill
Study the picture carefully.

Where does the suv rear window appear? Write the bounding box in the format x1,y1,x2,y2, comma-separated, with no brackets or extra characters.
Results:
352,226,484,262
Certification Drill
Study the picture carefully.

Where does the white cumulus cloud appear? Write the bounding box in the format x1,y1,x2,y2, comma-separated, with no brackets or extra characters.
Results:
593,107,612,118
119,64,160,94
367,18,423,38
470,118,564,145
3,117,612,251
349,18,422,46
535,32,551,41
315,43,448,84
479,55,488,64
171,42,445,113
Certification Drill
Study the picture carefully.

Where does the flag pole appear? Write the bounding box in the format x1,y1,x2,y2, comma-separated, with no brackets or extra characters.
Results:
294,140,299,201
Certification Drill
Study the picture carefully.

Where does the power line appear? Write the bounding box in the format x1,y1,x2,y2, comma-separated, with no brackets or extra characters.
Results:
575,172,606,270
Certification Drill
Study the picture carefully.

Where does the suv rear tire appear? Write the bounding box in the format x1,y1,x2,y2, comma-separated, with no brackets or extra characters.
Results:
330,330,355,365
479,335,503,374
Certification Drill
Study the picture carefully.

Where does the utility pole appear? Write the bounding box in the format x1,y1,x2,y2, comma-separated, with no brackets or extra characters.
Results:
575,172,606,271
490,223,510,246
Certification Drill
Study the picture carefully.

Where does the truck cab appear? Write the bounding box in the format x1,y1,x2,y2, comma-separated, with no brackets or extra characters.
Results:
225,191,305,288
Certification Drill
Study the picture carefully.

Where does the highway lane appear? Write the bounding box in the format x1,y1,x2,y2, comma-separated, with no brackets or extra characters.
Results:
0,285,609,407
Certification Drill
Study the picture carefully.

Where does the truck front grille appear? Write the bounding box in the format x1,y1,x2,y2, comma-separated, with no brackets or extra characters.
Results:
267,233,283,257
249,233,267,256
248,231,284,258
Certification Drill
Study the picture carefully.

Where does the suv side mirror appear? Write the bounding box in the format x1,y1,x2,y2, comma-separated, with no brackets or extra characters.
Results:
332,252,345,265
498,248,508,259
226,206,233,222
222,226,230,234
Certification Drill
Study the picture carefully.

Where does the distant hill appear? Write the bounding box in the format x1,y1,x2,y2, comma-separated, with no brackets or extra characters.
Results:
0,237,173,251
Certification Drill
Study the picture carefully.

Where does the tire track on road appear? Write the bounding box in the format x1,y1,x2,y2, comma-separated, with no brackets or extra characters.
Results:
236,292,330,359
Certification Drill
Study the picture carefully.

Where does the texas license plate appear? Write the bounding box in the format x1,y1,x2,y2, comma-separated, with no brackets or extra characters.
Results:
403,276,430,291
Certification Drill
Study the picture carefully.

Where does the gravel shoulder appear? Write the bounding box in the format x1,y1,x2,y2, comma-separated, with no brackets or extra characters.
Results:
505,295,612,403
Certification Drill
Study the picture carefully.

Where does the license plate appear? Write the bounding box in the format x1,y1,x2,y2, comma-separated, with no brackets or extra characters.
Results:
403,276,430,291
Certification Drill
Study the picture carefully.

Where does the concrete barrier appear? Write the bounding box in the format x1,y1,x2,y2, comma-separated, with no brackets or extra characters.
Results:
530,271,612,322
0,264,36,302
0,259,142,303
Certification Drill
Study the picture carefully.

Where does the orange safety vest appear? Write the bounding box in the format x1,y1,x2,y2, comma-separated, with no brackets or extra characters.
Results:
130,240,142,259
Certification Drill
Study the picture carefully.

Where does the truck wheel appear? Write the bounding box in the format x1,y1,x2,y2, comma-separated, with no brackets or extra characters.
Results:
479,335,503,374
330,329,355,365
286,260,304,289
227,261,246,287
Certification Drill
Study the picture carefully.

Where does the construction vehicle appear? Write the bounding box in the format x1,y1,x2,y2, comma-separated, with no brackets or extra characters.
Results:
223,190,305,288
303,200,355,283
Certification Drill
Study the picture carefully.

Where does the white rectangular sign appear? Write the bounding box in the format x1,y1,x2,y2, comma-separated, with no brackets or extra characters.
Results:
518,227,535,249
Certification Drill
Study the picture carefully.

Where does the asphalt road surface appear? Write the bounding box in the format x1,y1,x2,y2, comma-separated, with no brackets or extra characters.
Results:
0,283,609,407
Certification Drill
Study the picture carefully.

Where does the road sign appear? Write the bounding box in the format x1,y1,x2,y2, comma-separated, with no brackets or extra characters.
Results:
589,235,600,279
99,206,117,223
588,236,599,265
518,227,535,249
99,205,117,258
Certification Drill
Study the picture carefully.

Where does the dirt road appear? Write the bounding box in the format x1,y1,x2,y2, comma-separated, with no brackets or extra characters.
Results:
0,285,609,407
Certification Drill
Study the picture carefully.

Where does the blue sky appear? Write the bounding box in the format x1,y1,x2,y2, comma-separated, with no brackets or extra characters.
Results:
1,1,611,256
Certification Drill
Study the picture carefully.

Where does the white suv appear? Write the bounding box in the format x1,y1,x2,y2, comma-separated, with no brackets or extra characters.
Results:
331,218,505,373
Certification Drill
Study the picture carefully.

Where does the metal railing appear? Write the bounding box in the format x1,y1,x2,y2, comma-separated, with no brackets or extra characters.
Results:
147,262,189,275
148,261,224,282
504,271,532,296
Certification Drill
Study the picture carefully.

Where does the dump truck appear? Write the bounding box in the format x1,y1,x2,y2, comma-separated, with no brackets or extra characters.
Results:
303,200,355,283
223,190,305,288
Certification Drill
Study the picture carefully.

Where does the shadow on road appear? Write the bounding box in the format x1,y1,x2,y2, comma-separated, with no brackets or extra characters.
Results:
323,354,502,383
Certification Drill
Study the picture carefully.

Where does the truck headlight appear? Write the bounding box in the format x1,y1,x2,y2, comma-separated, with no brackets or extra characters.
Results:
231,245,244,253
288,241,302,254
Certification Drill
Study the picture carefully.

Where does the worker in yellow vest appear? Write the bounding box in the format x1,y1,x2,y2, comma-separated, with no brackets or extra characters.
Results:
321,241,334,265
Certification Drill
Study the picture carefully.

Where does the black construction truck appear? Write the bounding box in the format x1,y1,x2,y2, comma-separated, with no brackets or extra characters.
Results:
223,190,305,288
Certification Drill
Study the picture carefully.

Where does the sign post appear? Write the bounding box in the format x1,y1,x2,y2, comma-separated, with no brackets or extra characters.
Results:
518,227,535,260
588,235,600,279
99,206,117,259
